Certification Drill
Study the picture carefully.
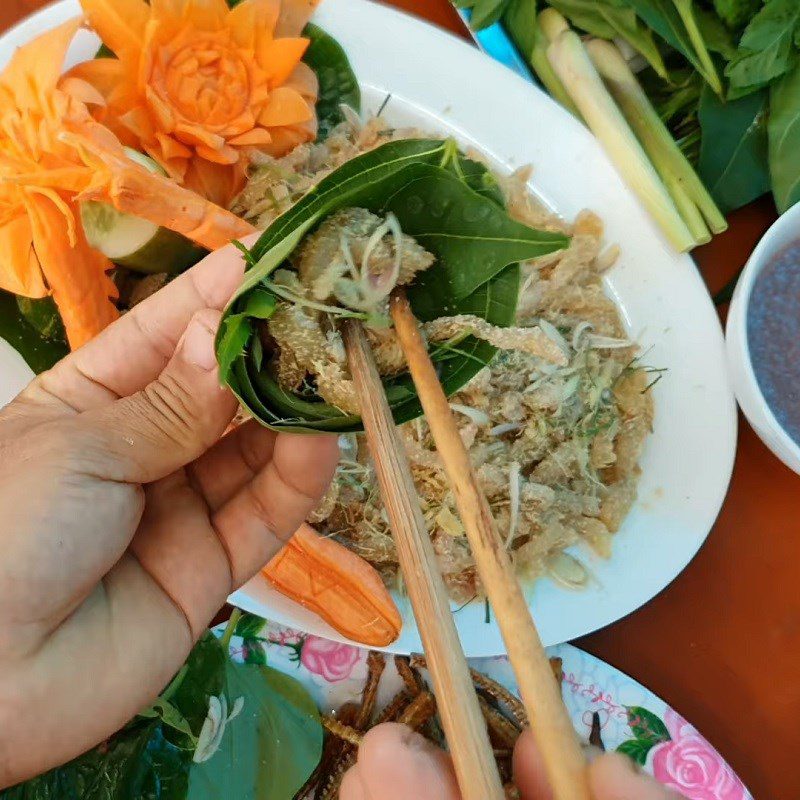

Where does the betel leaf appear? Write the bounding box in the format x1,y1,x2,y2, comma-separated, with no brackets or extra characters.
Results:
698,84,770,213
616,737,658,766
0,290,68,375
625,706,671,743
187,661,322,800
302,24,360,139
768,60,800,213
725,0,800,98
216,138,568,433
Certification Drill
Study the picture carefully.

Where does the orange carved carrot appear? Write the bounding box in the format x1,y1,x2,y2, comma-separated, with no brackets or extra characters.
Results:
264,523,402,647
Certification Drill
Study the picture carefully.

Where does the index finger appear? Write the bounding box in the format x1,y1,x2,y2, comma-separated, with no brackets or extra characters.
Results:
31,236,255,413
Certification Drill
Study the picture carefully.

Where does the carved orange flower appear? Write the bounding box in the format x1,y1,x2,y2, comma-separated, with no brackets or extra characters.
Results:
72,0,320,204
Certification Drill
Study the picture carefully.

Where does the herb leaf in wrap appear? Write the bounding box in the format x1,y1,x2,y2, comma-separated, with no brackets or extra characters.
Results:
216,139,569,432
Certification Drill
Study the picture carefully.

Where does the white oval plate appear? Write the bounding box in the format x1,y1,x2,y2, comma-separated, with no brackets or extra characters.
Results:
218,618,753,800
0,0,736,656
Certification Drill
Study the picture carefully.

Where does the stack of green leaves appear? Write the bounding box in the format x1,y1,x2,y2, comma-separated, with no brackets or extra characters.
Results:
0,614,322,800
460,0,800,217
215,138,568,434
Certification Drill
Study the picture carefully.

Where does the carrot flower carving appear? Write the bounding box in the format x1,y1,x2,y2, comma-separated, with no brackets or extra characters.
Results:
72,0,321,205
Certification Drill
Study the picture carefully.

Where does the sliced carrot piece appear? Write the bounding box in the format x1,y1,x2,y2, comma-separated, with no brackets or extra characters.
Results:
0,215,47,298
257,37,309,88
263,523,402,647
25,193,118,349
80,0,149,61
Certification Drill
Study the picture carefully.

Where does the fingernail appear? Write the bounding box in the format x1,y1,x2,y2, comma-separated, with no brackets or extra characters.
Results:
180,313,218,371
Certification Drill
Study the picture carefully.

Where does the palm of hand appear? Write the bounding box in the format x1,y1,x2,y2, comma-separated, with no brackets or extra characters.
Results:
0,243,338,787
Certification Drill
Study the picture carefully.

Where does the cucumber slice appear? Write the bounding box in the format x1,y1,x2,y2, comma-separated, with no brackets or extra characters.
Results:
81,149,206,275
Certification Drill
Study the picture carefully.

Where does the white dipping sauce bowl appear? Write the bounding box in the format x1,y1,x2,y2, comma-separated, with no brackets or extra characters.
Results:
726,202,800,474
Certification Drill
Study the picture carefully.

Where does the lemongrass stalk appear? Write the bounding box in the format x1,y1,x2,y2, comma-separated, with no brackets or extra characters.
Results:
586,39,727,234
530,15,582,119
538,8,570,42
546,31,696,252
672,0,723,97
665,175,711,245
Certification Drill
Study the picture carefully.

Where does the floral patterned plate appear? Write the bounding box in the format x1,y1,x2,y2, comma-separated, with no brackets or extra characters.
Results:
218,619,751,800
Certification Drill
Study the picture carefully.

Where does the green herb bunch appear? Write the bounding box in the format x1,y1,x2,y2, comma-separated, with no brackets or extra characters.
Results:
460,0,800,215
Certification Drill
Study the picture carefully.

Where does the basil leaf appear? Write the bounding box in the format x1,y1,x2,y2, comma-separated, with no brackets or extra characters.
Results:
187,662,322,800
725,0,800,97
302,24,361,139
0,290,68,375
217,139,568,432
768,61,800,212
698,85,770,213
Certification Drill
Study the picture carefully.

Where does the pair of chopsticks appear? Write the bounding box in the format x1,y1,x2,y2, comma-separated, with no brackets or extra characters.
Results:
341,291,590,800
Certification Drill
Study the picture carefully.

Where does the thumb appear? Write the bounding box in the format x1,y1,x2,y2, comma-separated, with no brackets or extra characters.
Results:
79,308,238,484
589,753,682,799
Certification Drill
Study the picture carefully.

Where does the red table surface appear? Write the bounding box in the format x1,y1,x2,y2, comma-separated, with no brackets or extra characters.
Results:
2,1,798,797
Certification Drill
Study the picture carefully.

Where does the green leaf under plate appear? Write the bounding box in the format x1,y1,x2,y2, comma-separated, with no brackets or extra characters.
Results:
0,290,68,375
187,662,322,800
302,24,361,139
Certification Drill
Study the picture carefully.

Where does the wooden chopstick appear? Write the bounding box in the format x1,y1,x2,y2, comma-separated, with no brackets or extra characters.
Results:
389,290,591,800
341,319,505,800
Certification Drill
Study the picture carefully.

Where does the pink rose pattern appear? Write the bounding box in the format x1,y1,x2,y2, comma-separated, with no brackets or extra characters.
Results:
651,709,748,800
299,634,361,682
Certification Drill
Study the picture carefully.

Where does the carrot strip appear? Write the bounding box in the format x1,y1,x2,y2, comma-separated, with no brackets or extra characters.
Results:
263,523,402,647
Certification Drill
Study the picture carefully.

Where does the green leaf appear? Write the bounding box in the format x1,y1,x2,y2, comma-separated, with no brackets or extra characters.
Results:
712,0,762,32
768,60,800,212
616,737,657,765
471,0,511,29
302,24,361,139
725,0,800,97
216,314,252,384
694,6,737,60
233,612,267,639
171,632,227,736
217,139,568,433
0,290,69,375
625,706,671,743
187,662,322,800
502,0,538,59
16,295,66,342
626,0,721,91
698,84,770,212
242,290,278,320
547,0,668,81
141,699,197,742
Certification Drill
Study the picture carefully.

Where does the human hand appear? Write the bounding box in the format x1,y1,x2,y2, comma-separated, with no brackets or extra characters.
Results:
340,723,682,799
0,242,339,787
